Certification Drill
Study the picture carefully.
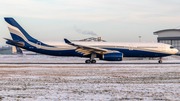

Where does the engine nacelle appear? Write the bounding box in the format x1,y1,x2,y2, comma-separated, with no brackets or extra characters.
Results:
100,53,123,61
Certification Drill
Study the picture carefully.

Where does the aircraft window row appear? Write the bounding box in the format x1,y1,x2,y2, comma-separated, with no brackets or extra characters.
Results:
137,47,158,48
116,46,125,48
96,46,158,49
94,46,115,48
95,46,125,48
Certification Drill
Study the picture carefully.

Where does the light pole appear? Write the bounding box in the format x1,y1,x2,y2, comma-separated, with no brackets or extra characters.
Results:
139,36,141,42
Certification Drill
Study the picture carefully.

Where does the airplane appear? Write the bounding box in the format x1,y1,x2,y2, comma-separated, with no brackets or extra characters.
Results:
4,17,179,63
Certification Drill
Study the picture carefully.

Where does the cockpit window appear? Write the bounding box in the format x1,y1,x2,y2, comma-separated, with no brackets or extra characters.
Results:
170,46,174,49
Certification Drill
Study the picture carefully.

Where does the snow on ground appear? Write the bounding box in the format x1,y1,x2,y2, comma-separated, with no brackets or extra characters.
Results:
0,54,180,63
0,55,179,100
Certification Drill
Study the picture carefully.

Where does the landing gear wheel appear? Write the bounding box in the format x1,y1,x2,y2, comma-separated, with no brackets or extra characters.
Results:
91,60,96,63
158,60,162,63
85,60,91,63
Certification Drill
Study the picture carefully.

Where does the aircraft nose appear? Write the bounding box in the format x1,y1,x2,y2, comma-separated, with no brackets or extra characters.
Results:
175,49,179,54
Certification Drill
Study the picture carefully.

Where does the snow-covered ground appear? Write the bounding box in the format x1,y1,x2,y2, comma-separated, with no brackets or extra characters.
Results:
0,55,179,100
0,54,180,63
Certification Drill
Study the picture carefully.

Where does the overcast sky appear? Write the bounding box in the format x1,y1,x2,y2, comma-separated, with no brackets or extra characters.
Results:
0,0,180,45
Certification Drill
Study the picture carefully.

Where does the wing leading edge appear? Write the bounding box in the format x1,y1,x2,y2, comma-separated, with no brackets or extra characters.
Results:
64,38,119,55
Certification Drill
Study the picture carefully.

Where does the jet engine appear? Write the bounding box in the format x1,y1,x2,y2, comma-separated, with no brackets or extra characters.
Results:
100,53,123,61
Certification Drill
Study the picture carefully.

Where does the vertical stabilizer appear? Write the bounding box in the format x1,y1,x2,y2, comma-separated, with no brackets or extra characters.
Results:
4,17,38,43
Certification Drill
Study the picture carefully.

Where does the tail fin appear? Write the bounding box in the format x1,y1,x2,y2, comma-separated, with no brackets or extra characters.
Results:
4,17,54,48
4,17,38,43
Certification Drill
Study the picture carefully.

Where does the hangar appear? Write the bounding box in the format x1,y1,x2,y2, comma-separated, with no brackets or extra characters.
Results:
154,29,180,54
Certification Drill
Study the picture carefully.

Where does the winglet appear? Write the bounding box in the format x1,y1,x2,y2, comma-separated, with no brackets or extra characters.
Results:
64,38,71,44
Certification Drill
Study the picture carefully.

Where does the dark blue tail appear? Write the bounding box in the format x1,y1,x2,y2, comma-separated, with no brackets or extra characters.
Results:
4,17,38,43
4,17,53,47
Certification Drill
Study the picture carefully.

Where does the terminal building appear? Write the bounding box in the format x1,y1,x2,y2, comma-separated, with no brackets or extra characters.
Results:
154,29,180,54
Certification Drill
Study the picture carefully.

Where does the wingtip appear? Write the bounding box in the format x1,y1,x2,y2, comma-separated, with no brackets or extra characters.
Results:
4,17,13,20
64,38,71,44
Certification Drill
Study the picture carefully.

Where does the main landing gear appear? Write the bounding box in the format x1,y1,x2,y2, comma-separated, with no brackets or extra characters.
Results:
85,59,96,63
85,53,96,64
158,57,162,63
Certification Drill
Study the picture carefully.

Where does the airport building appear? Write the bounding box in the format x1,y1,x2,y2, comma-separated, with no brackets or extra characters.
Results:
0,45,12,54
154,29,180,54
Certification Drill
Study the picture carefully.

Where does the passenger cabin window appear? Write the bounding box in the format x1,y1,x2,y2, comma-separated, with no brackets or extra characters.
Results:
170,46,174,49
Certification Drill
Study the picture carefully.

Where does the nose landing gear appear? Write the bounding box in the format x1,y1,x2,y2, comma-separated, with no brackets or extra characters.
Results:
158,57,162,63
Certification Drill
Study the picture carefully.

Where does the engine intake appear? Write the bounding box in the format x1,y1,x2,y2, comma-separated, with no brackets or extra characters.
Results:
100,53,123,61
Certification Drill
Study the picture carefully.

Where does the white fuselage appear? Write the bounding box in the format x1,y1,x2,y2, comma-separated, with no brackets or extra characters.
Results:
43,41,178,55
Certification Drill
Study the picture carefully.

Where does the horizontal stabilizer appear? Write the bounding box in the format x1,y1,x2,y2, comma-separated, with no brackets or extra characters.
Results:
4,38,24,47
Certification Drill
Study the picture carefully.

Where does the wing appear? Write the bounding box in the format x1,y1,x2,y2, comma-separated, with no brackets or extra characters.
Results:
64,38,119,55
